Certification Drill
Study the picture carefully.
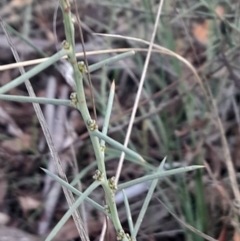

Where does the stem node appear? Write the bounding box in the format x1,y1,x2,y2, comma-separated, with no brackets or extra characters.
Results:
78,61,88,73
117,230,126,241
62,40,70,50
87,119,98,131
92,170,103,181
70,92,78,107
108,177,117,192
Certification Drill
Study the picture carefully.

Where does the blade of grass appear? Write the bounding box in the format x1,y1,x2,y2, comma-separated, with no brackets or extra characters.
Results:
179,175,197,241
157,198,217,241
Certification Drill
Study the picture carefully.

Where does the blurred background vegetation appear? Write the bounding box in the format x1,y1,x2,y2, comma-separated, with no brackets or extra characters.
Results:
0,0,240,240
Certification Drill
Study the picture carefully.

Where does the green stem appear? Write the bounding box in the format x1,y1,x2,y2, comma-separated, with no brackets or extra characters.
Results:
60,0,106,175
60,1,129,240
0,95,71,106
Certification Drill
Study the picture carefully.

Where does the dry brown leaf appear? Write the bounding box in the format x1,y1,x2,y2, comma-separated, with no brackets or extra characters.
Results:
234,229,240,241
0,213,10,225
11,0,32,7
192,20,209,45
192,5,225,45
18,196,41,213
2,134,32,152
19,133,32,149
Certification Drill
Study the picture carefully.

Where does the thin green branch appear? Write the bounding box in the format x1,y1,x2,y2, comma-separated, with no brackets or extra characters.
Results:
91,130,145,163
0,94,71,106
60,0,106,176
58,2,91,240
41,168,107,215
88,51,135,73
59,1,114,240
59,2,129,239
100,80,115,151
45,181,100,241
118,165,204,190
133,157,167,237
0,49,66,94
60,0,101,162
122,190,134,237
